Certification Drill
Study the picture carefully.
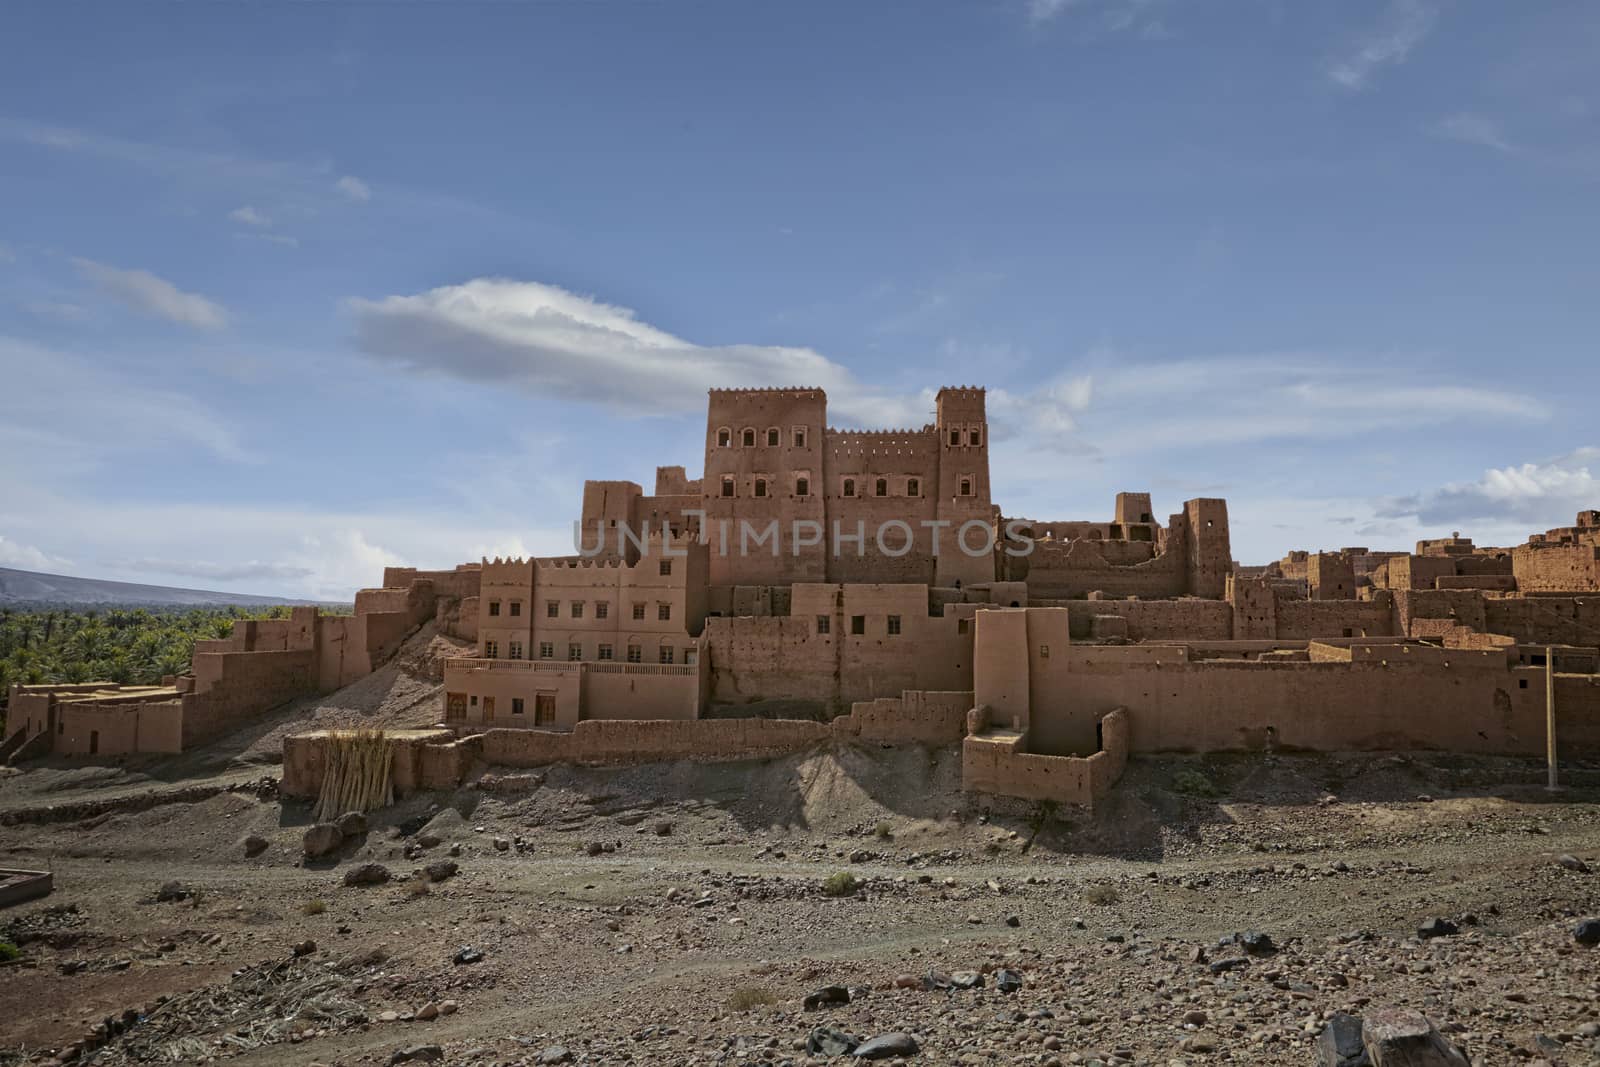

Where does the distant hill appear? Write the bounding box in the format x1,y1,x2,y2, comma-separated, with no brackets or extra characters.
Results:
0,567,317,608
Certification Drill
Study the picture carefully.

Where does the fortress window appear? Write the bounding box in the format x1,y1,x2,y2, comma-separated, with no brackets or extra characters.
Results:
509,641,523,660
717,427,731,447
509,601,522,617
843,478,856,497
721,476,735,497
596,601,609,619
539,642,554,659
958,619,969,634
627,644,642,663
658,603,672,621
488,600,501,617
1039,644,1050,658
793,427,806,448
875,478,888,497
547,600,559,618
658,646,674,664
796,477,810,497
959,478,972,496
887,614,902,635
906,478,920,497
685,648,698,665
949,429,961,446
969,429,982,446
767,427,780,446
755,478,768,498
816,615,830,634
632,603,646,620
851,615,865,635
571,601,584,618
470,695,478,707
484,640,499,659
598,644,614,661
512,698,525,715
742,428,756,447
659,559,672,576
568,643,582,661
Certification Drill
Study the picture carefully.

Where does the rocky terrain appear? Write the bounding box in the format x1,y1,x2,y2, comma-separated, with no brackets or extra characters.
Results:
2,644,1598,1066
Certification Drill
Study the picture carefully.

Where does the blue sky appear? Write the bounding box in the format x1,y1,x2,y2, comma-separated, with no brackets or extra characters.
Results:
1,0,1597,599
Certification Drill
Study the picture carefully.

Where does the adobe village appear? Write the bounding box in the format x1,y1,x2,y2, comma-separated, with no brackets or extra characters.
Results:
4,386,1600,1067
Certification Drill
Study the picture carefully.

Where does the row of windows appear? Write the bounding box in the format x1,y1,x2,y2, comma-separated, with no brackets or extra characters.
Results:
482,640,697,664
538,600,671,621
714,426,984,450
717,475,975,498
816,614,903,636
449,693,557,726
717,426,808,449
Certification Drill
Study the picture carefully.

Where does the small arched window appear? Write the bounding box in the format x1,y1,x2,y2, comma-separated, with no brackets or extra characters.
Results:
959,478,972,496
949,429,961,446
796,477,810,498
875,478,888,497
969,429,982,446
721,475,735,497
906,478,920,497
766,427,780,446
754,478,768,498
843,478,856,497
742,428,756,447
717,427,731,447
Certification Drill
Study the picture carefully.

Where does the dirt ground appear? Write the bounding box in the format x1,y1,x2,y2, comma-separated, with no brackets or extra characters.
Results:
3,645,1599,1066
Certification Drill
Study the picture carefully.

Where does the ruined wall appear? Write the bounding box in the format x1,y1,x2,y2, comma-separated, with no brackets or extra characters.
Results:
1274,595,1395,640
1058,599,1234,641
961,708,1128,808
181,649,316,747
834,690,974,745
1041,646,1600,757
1482,596,1600,647
706,584,970,711
1513,544,1600,593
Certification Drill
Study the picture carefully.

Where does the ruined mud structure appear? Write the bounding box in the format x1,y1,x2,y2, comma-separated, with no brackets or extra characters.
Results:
10,387,1600,810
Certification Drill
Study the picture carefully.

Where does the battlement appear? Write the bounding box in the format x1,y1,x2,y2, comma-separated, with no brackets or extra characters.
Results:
707,387,826,398
935,386,986,400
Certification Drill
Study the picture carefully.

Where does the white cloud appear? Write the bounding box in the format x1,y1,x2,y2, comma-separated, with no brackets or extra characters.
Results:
1432,113,1515,153
1027,0,1169,34
229,204,271,227
1376,447,1600,529
72,258,229,331
348,277,920,426
1028,0,1077,23
0,534,62,571
1328,0,1439,91
336,175,371,202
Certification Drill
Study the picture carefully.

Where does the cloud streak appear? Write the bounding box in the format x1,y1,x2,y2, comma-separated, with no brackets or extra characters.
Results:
1432,113,1515,153
72,259,229,330
1328,0,1439,91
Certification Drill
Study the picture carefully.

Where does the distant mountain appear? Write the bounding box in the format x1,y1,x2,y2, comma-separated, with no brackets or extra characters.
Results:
0,567,316,608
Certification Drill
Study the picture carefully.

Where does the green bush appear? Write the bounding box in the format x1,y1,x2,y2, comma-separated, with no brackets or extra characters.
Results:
1172,769,1220,798
821,871,860,898
0,941,21,963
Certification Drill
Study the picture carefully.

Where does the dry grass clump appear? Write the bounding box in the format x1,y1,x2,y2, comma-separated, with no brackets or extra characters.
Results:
725,987,778,1011
1084,883,1119,906
301,899,327,916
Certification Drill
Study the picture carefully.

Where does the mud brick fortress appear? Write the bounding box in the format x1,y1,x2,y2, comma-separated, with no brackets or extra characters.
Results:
11,386,1600,811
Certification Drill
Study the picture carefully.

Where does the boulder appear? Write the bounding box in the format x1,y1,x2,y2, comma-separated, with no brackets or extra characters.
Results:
155,881,188,902
1557,854,1590,873
303,823,344,858
536,1048,572,1065
855,1033,919,1059
453,945,485,965
423,860,459,883
803,985,850,1010
994,968,1023,994
1416,918,1458,940
389,1047,442,1065
806,1026,861,1056
342,863,391,887
1361,1009,1468,1067
242,834,269,858
1317,1012,1372,1066
337,811,368,838
1574,918,1600,946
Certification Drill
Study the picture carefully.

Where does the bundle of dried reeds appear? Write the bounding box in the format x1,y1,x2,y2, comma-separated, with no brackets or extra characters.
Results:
313,729,393,821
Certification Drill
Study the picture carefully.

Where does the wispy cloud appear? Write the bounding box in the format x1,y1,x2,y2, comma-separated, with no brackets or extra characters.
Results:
1027,0,1170,35
229,204,272,227
0,534,65,571
1432,112,1515,153
236,232,300,249
1328,0,1439,91
72,258,229,330
336,175,371,202
1376,447,1600,527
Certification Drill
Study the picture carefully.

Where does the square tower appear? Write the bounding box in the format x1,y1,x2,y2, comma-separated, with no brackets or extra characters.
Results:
933,386,995,588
